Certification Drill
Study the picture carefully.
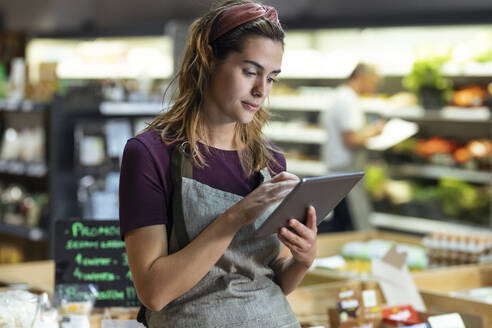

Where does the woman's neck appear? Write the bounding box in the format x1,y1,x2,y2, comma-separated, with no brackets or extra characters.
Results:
201,123,243,151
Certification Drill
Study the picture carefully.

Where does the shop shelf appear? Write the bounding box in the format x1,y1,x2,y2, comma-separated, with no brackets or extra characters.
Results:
286,158,327,176
269,96,491,123
440,107,491,121
268,95,328,112
99,101,167,116
387,164,492,184
264,125,326,144
362,103,491,123
0,160,48,178
369,212,487,235
0,222,46,241
0,100,48,112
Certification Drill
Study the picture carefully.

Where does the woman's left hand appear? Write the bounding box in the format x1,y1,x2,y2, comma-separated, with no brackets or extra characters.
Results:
277,206,318,268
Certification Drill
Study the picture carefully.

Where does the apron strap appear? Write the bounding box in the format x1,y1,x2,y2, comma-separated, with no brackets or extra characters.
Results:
170,143,272,249
258,167,271,183
170,142,193,248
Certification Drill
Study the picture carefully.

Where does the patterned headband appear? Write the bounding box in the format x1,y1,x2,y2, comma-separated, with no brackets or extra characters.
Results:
210,3,282,42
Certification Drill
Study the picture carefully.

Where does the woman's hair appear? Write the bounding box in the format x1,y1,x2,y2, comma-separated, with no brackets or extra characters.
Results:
146,0,285,176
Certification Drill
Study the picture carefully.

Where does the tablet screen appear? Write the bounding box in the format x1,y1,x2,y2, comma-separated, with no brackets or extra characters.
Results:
256,172,364,237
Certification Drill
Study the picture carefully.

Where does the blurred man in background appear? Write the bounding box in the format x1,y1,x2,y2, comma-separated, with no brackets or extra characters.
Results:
319,63,386,233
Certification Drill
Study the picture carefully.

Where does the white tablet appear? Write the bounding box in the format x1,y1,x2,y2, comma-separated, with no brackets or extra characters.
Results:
256,172,364,238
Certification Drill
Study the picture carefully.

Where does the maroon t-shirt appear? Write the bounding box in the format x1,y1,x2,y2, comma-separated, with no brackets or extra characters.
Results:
119,129,286,240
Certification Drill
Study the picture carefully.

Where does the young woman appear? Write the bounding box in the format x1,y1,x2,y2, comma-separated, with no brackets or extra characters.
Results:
119,1,317,326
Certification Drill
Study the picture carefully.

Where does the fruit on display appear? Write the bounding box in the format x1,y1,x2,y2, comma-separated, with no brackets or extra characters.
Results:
453,85,488,107
467,139,492,159
385,180,413,205
366,165,420,207
365,163,490,224
437,178,490,222
415,137,457,159
453,147,472,164
364,165,388,201
387,136,491,170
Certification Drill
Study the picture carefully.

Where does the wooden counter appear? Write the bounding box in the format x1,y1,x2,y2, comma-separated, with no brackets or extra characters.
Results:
0,260,54,293
0,231,421,292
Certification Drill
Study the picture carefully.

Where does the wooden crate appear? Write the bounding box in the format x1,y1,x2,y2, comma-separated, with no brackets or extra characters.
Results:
288,275,486,328
287,280,355,327
413,264,492,327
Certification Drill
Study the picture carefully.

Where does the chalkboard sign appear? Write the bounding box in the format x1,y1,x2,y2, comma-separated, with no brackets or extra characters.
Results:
55,220,140,307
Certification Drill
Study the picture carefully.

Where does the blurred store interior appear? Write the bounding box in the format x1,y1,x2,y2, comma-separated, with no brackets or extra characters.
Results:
0,0,490,264
0,0,492,326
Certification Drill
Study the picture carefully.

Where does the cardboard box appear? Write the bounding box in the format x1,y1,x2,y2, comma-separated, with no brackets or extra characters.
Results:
413,264,492,327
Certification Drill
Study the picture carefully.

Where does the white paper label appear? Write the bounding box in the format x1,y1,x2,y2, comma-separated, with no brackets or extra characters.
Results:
362,290,377,307
428,313,465,328
389,309,411,322
339,289,355,298
340,299,359,309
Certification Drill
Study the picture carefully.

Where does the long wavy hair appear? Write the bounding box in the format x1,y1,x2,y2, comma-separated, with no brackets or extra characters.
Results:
146,0,285,176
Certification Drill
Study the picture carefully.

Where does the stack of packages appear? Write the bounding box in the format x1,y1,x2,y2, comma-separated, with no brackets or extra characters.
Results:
327,245,467,328
422,232,492,266
329,281,383,327
328,281,466,328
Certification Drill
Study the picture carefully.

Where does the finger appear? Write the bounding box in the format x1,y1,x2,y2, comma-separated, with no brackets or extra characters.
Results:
306,206,317,230
287,218,315,241
277,231,299,253
267,180,298,201
269,171,300,183
278,226,309,250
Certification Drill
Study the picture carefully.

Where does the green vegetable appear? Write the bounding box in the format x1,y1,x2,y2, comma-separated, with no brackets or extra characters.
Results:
365,165,387,200
437,178,489,219
403,56,453,105
392,138,417,154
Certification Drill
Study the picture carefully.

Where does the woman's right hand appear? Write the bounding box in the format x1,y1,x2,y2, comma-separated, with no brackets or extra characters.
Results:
224,171,300,228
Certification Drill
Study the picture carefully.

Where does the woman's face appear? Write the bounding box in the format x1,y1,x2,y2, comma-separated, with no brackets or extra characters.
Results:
204,36,283,125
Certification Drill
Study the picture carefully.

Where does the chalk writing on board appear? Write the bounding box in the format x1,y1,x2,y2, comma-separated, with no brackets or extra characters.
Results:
55,220,140,307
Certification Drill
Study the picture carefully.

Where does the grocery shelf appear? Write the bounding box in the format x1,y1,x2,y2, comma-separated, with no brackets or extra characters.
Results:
269,96,491,123
99,102,167,116
0,160,48,178
268,95,328,112
388,164,492,184
362,103,491,123
0,100,48,112
440,107,491,121
0,222,46,241
369,212,488,235
264,126,326,144
286,158,327,176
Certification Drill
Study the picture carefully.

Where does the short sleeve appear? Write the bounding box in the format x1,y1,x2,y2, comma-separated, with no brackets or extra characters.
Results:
337,98,364,132
119,139,168,240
